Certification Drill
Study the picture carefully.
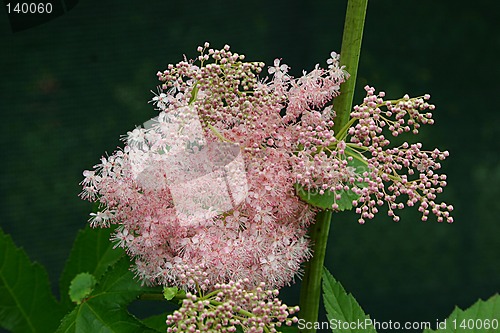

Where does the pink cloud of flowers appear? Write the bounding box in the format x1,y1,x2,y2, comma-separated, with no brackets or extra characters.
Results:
80,42,452,295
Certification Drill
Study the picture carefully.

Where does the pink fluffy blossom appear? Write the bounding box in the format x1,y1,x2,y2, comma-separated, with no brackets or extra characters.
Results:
80,43,339,290
80,42,452,293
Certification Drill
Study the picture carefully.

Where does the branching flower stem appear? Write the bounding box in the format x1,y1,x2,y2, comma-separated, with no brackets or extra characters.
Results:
298,0,368,332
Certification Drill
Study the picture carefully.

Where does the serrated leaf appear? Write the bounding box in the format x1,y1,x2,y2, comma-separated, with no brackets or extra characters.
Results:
423,294,500,333
56,257,159,333
322,267,377,333
69,272,96,304
59,225,124,310
0,228,66,333
295,149,367,211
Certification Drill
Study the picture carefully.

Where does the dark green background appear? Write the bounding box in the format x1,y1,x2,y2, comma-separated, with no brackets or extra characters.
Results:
1,1,498,332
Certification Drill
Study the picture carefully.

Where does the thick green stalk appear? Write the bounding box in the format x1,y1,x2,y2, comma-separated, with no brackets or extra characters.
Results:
298,210,332,332
298,0,368,332
333,0,368,136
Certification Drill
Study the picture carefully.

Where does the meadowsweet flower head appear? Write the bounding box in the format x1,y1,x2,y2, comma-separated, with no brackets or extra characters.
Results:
81,43,343,290
80,42,452,295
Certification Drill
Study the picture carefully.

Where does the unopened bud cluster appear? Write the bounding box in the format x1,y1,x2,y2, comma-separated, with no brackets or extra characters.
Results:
166,277,299,333
293,85,453,223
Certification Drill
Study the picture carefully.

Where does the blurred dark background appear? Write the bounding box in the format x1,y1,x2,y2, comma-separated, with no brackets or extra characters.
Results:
1,0,498,332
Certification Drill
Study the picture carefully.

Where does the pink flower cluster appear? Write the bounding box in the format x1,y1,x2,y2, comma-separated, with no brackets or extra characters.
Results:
80,42,452,295
80,43,347,290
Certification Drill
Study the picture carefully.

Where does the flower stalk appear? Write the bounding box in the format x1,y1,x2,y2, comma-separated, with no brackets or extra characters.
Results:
298,0,368,331
298,210,333,332
333,0,369,135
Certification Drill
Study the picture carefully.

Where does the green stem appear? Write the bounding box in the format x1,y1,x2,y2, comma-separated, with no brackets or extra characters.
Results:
333,0,369,137
298,1,368,332
299,210,332,332
138,293,168,301
334,116,357,142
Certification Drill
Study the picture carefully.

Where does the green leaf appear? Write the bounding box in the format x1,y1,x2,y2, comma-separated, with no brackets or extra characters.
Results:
59,225,124,310
69,272,96,305
56,257,159,333
322,267,377,333
0,228,66,333
163,286,178,300
141,313,167,332
423,294,500,333
295,148,368,211
278,325,299,332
